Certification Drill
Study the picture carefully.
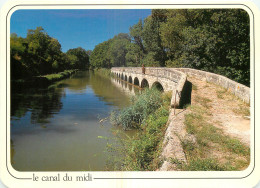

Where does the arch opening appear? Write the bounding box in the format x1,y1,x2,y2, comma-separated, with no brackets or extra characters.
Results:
129,76,133,83
121,74,124,80
141,79,149,89
124,75,127,81
134,77,139,86
152,82,164,92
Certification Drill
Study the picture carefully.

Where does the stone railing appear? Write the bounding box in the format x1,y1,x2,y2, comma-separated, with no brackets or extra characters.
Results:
111,67,187,108
176,68,250,103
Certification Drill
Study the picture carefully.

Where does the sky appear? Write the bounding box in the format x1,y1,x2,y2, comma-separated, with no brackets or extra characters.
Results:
10,9,151,52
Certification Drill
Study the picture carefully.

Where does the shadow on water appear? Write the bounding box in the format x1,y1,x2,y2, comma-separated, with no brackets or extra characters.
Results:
11,87,64,125
56,83,71,88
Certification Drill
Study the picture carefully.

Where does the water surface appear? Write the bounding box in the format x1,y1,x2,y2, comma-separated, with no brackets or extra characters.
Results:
11,71,138,171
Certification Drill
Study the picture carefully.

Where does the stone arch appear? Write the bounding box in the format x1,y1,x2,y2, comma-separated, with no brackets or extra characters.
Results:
152,81,164,92
121,73,124,80
134,77,139,86
141,78,149,89
129,76,133,83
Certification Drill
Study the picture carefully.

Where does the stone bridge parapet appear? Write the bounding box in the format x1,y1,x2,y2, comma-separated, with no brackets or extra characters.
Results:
176,68,250,104
111,67,187,108
111,67,250,107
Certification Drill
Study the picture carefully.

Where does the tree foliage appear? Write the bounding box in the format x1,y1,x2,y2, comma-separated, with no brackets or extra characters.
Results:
90,9,250,86
90,33,131,68
11,27,90,80
159,9,250,86
66,47,90,69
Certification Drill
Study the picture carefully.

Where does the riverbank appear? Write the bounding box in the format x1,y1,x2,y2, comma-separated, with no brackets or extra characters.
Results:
11,69,78,91
110,88,172,170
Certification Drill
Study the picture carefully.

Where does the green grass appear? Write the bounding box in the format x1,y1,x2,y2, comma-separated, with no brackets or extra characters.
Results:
194,96,212,108
192,83,198,91
232,105,250,117
184,158,226,171
109,89,172,170
111,88,163,129
182,102,250,171
169,157,228,171
43,70,76,81
216,88,227,99
216,86,250,117
181,80,250,171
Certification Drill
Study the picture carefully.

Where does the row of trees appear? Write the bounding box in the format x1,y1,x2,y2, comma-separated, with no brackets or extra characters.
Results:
90,9,250,86
11,27,90,80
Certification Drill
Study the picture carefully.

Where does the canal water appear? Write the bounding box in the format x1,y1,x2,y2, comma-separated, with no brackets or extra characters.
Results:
11,71,139,171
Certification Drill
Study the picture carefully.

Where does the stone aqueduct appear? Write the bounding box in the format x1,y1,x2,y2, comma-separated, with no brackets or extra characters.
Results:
111,67,187,108
112,67,181,91
111,67,250,170
111,67,250,106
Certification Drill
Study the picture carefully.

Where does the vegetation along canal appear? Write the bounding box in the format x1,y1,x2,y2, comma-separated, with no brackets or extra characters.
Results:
11,71,139,171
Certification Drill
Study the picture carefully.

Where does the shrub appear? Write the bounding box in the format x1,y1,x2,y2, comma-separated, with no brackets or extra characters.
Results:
111,88,162,129
108,90,171,171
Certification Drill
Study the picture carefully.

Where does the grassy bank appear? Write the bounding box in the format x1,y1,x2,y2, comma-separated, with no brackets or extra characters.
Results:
172,82,250,171
110,89,172,170
12,70,78,91
40,69,77,82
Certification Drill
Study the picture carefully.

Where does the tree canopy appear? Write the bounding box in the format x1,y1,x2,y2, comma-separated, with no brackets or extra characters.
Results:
11,9,250,86
89,9,250,86
11,27,90,80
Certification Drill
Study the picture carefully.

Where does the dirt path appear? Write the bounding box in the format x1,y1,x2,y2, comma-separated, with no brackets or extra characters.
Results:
160,76,250,171
189,76,250,146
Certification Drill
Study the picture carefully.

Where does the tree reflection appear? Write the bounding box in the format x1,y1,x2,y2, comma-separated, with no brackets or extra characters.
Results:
11,71,136,127
11,86,64,126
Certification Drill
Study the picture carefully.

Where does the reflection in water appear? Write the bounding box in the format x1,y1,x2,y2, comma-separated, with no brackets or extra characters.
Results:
11,71,136,171
111,78,141,96
11,87,64,125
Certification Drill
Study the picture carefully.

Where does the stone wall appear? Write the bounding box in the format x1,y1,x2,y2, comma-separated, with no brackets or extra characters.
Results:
176,68,250,103
111,67,187,108
112,67,250,171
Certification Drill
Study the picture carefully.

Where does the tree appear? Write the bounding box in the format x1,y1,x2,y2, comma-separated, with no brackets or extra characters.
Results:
125,43,143,67
90,34,131,68
26,27,53,74
10,33,28,79
66,47,90,69
11,26,90,80
108,33,131,67
142,11,167,66
90,40,112,68
159,9,250,86
129,19,146,54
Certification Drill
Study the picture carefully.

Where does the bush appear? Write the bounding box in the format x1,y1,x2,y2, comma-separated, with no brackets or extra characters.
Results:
111,88,162,129
44,70,75,81
108,90,171,171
